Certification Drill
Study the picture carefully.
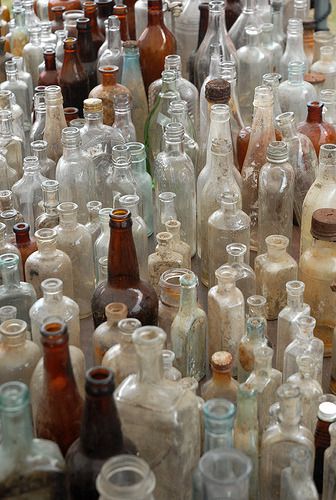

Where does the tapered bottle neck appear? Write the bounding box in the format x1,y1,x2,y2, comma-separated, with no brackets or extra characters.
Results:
108,212,140,283
147,0,164,26
42,333,77,385
107,26,121,50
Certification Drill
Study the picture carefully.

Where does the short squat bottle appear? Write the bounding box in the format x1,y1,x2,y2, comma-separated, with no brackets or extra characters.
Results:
148,232,183,294
93,302,128,364
201,351,239,403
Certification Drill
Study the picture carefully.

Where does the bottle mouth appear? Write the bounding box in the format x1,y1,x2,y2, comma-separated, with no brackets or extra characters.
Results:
132,326,166,347
40,317,68,343
13,222,29,234
85,366,115,395
203,398,236,422
0,319,27,338
118,318,142,335
35,227,57,243
0,381,30,413
0,252,19,269
41,277,63,294
109,208,131,227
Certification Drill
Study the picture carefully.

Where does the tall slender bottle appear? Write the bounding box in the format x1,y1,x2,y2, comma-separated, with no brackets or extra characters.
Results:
280,18,308,80
43,85,67,163
76,17,97,90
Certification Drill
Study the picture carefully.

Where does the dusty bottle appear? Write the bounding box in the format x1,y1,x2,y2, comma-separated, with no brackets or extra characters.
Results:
35,180,60,230
38,47,58,87
311,46,336,92
226,243,256,304
0,109,24,178
92,302,128,364
229,0,262,50
22,26,44,89
13,222,37,280
322,421,336,500
0,60,31,132
201,351,239,403
148,232,183,293
297,101,336,157
238,316,267,383
280,446,318,500
31,140,57,179
164,219,191,269
314,399,336,493
280,18,308,80
43,85,67,163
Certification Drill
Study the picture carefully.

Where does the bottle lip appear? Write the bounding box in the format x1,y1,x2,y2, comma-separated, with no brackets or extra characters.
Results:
118,318,142,334
31,140,48,152
0,319,27,338
275,111,295,126
40,317,68,343
98,65,119,75
13,222,30,235
0,381,30,413
57,201,78,215
215,264,237,283
87,200,102,212
109,208,131,228
85,366,115,395
318,401,336,422
41,277,63,294
0,253,19,269
226,242,247,258
296,315,316,330
266,140,288,162
320,89,336,104
286,280,305,295
35,227,57,242
263,72,281,88
180,271,198,288
310,208,336,241
203,398,236,421
159,268,190,290
105,302,128,320
158,192,176,203
42,179,59,192
265,234,289,250
216,192,239,206
0,305,17,320
132,326,166,348
119,194,140,209
156,231,173,245
99,208,113,222
247,294,266,308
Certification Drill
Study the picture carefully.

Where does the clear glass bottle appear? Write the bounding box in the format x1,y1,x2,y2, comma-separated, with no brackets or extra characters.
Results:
229,0,262,50
238,316,267,383
0,89,25,146
276,280,310,371
114,325,200,499
162,349,182,381
208,264,245,372
322,421,336,500
0,150,17,191
203,398,235,451
0,304,16,322
35,179,60,230
0,222,22,282
168,99,199,170
112,92,136,142
258,140,295,254
287,354,323,434
241,85,275,251
0,60,30,132
260,384,314,499
56,127,96,224
283,316,324,385
280,446,318,500
0,109,24,178
31,139,56,179
280,18,309,80
154,122,196,256
226,243,256,303
261,22,283,73
97,16,123,78
255,235,298,320
0,380,67,497
0,253,36,328
201,351,239,402
164,219,190,269
12,56,33,107
311,46,336,92
93,302,128,363
94,208,113,281
85,200,102,245
208,193,250,288
0,209,25,243
174,0,200,79
247,294,268,335
320,89,336,127
56,202,95,318
9,6,29,56
55,29,66,69
22,26,43,90
105,153,137,211
148,231,183,294
313,31,335,64
30,91,46,146
170,271,207,381
101,317,141,385
43,85,67,163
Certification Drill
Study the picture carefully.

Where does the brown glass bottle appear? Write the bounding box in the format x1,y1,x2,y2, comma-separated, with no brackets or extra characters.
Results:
34,320,84,456
225,0,242,30
48,0,81,20
83,1,105,55
50,5,65,32
91,209,158,327
201,351,239,403
66,366,137,500
13,222,37,281
64,106,79,125
124,0,136,39
38,47,58,86
113,0,130,41
297,101,336,156
138,0,176,93
76,17,98,90
96,0,113,37
59,37,90,117
313,400,336,493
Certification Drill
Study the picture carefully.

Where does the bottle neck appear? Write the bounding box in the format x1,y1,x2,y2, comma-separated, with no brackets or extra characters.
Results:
255,358,272,377
37,238,58,255
137,346,163,384
5,72,17,83
44,53,57,71
307,106,323,124
288,70,304,85
266,245,287,262
42,337,78,386
285,31,304,54
1,403,33,454
287,292,304,310
278,120,297,139
204,411,234,452
44,288,63,304
114,108,132,126
164,137,184,155
209,146,235,181
178,285,197,313
147,0,164,26
63,143,81,159
107,28,121,50
217,278,235,293
1,264,20,286
108,222,140,283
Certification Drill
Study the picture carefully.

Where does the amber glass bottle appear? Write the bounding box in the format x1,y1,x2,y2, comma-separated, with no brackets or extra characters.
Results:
124,0,136,39
48,0,81,20
59,37,90,117
66,367,137,500
50,5,65,32
91,209,158,328
38,47,58,86
138,0,176,93
113,0,130,41
225,0,242,30
313,400,336,493
96,0,113,36
76,17,98,90
297,101,336,156
64,107,79,125
83,1,105,55
13,222,37,281
34,319,84,456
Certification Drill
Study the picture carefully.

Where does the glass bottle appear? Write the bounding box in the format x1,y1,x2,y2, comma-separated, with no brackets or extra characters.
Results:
192,448,252,499
168,99,199,170
174,0,200,78
0,89,26,146
0,210,25,243
29,277,80,349
0,149,17,190
322,421,336,500
55,29,67,69
31,140,56,179
0,305,16,322
0,60,31,132
113,0,130,41
234,383,259,500
287,354,323,433
148,231,183,293
201,351,238,402
98,16,123,79
0,318,40,385
10,6,29,57
276,111,318,226
283,316,324,385
238,316,267,383
261,22,283,73
112,93,136,142
170,271,207,381
280,18,309,80
56,202,95,318
208,264,245,371
320,89,336,127
280,446,318,500
85,200,102,245
83,0,105,55
91,209,158,327
164,219,190,269
38,47,58,87
89,66,131,126
35,179,60,230
12,156,47,232
154,122,196,256
262,71,283,124
297,101,336,157
96,455,155,500
101,318,141,384
51,5,65,32
114,325,201,499
22,26,43,90
299,208,336,354
29,90,46,146
138,0,177,93
162,349,182,381
93,302,128,363
260,383,314,498
314,400,336,494
279,61,317,123
157,191,177,231
311,46,336,92
0,222,22,281
0,253,36,328
105,151,137,209
226,243,256,303
0,109,24,178
43,85,67,163
229,0,262,50
241,85,275,251
40,21,57,48
202,398,235,451
0,380,67,497
0,189,20,214
13,222,37,280
257,140,295,254
313,31,335,64
96,0,114,36
247,294,268,335
33,319,84,456
276,280,310,371
66,366,136,499
12,56,33,106
56,127,96,224
255,235,298,320
94,208,113,281
77,17,97,91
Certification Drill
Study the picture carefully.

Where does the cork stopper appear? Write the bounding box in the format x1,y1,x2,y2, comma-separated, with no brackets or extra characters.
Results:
205,79,231,104
211,351,233,371
311,208,336,241
305,72,326,85
84,98,103,113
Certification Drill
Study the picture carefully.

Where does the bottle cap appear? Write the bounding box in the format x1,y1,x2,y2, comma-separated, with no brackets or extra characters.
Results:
205,79,230,104
84,98,103,113
311,208,336,241
211,351,233,371
318,401,336,422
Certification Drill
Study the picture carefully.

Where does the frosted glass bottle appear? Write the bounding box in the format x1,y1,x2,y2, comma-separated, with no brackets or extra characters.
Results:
229,0,262,50
154,122,196,256
257,141,295,254
93,302,128,363
300,144,336,255
311,46,336,92
287,354,323,433
55,202,95,319
102,317,141,385
322,421,336,500
280,446,318,500
280,18,309,80
164,219,191,269
278,60,317,122
276,111,318,226
226,243,256,304
260,384,314,500
94,208,113,282
208,193,250,288
170,271,207,381
208,264,245,372
25,228,74,300
148,231,183,294
283,316,324,385
0,109,24,178
29,277,80,349
255,235,298,320
238,316,267,383
43,85,68,164
276,280,310,372
0,318,40,385
85,200,102,245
